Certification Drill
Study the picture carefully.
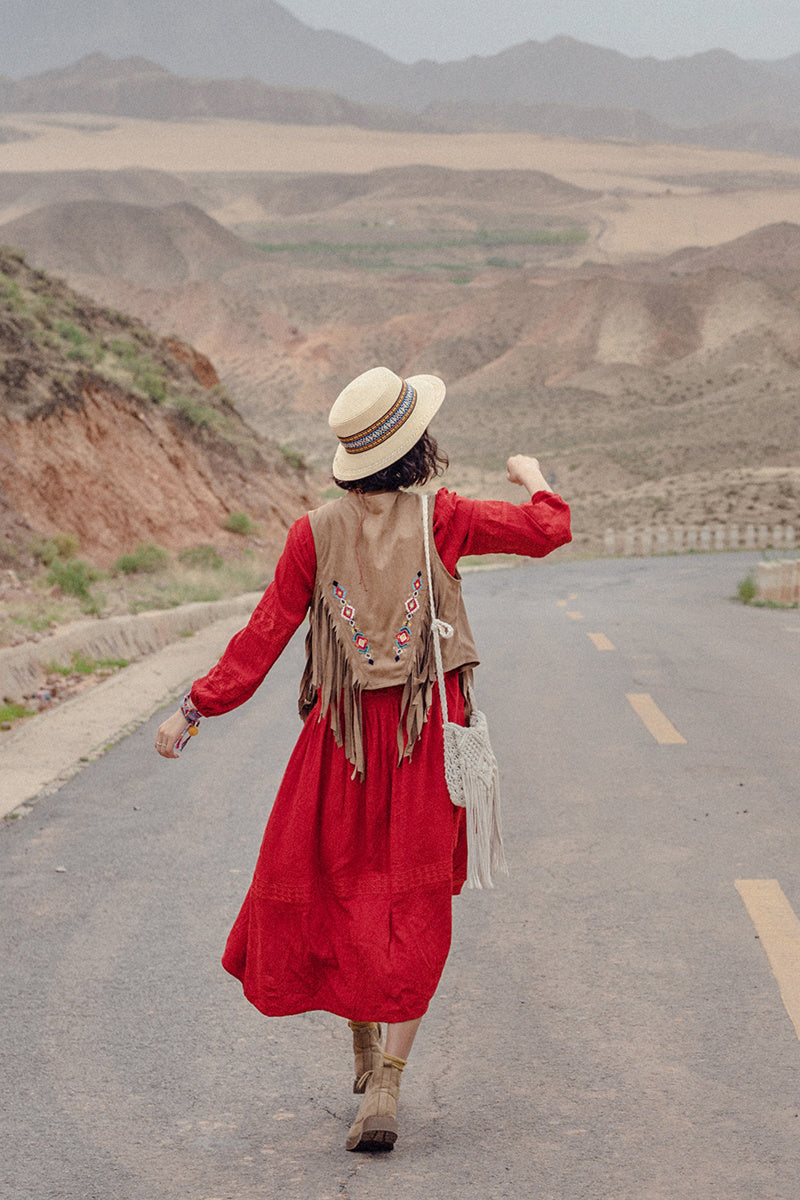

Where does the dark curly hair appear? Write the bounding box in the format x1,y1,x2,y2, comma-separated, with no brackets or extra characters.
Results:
334,430,449,493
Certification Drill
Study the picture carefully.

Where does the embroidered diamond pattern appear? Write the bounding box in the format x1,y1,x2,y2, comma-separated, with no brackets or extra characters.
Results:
394,570,424,661
331,580,373,664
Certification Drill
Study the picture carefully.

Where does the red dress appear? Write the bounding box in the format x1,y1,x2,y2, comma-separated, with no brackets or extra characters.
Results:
191,488,571,1022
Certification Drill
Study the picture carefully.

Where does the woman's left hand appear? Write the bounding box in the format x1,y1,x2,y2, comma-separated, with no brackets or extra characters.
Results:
154,709,189,759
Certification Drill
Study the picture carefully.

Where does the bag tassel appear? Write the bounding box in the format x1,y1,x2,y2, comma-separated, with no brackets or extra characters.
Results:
443,707,508,890
464,754,505,890
423,495,509,889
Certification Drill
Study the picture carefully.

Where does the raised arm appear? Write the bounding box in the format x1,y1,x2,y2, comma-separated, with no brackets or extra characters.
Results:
433,457,571,572
505,454,553,495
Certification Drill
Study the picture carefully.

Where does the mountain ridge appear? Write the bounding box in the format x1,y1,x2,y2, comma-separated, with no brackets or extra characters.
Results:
3,48,800,159
0,53,430,132
2,2,800,132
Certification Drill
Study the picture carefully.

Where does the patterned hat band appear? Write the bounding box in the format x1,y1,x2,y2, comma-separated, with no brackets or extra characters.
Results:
338,379,418,456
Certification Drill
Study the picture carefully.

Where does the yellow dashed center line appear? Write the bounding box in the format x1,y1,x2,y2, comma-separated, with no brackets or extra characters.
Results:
736,880,800,1041
588,632,616,651
566,611,584,620
626,693,686,744
556,599,568,607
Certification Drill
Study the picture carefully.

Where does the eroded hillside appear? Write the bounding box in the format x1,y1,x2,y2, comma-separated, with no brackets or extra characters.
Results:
2,162,799,555
0,246,315,571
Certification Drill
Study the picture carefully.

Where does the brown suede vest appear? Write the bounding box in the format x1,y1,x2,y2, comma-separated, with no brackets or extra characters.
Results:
300,490,479,777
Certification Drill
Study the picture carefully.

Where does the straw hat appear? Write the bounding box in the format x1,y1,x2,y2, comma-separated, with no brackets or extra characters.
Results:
330,366,446,481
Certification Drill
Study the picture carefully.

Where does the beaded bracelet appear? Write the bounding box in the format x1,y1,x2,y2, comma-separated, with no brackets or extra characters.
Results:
176,693,203,752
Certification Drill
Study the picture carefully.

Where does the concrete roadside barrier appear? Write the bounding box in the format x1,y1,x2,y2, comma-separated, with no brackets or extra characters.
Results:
0,593,262,705
0,600,263,819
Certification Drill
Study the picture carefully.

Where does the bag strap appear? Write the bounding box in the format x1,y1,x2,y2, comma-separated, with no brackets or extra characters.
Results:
421,493,454,724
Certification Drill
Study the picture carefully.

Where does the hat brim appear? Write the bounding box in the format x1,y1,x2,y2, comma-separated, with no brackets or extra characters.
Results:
332,373,446,481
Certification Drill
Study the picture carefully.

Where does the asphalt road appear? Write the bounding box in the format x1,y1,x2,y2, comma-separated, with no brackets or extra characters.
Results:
2,551,799,1200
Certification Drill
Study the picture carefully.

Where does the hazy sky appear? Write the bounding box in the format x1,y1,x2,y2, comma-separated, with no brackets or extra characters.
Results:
278,0,800,64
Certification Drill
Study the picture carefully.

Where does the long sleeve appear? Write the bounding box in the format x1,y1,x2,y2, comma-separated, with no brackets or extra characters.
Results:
188,487,570,715
432,487,571,574
190,515,317,716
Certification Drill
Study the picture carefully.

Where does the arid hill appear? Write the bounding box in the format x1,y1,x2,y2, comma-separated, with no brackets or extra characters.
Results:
0,164,599,232
56,230,800,555
424,100,800,159
0,247,315,571
0,167,194,218
241,164,599,218
664,222,800,277
2,160,798,556
0,200,259,286
0,53,428,132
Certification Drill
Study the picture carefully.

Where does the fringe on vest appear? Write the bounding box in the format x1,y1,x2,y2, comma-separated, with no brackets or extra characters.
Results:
298,577,472,781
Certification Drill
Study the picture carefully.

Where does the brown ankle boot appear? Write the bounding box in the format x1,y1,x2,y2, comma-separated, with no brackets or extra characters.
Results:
345,1054,405,1152
347,1020,383,1093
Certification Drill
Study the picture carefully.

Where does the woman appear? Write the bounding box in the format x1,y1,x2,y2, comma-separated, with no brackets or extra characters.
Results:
155,366,571,1152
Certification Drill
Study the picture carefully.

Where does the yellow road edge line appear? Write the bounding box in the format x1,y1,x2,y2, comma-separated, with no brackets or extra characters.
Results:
588,632,616,651
625,693,686,744
736,879,800,1041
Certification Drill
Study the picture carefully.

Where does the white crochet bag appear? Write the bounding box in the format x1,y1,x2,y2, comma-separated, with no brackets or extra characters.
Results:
422,495,508,889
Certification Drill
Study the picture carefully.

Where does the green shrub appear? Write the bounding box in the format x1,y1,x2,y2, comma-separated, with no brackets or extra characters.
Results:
163,559,265,606
71,652,99,675
134,363,167,403
108,337,140,362
56,319,87,347
80,591,106,617
170,395,220,431
113,542,170,575
178,545,224,570
66,340,104,366
485,256,522,269
46,556,102,602
33,296,54,321
48,652,129,676
0,702,34,723
224,512,255,536
1,275,25,313
737,572,758,604
33,531,80,566
109,343,168,402
279,444,307,470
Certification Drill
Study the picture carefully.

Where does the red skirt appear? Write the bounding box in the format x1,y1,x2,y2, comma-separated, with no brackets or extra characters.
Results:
222,673,468,1023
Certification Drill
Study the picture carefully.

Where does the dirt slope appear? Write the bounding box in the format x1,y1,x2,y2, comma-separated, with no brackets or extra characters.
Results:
0,247,315,570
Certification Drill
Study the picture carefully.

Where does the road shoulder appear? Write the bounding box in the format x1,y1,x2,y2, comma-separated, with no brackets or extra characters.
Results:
0,611,248,820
